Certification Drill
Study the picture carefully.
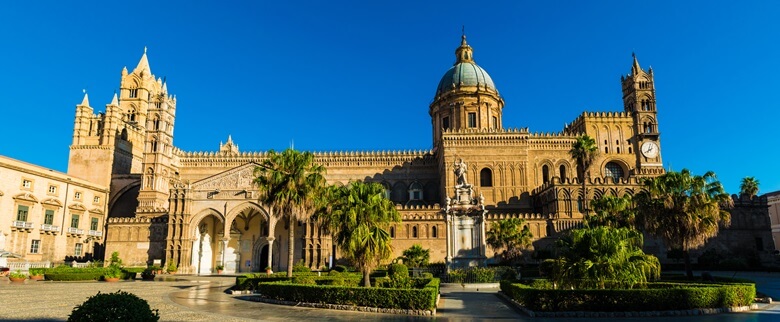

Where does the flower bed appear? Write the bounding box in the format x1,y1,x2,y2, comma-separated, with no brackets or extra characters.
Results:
500,279,755,312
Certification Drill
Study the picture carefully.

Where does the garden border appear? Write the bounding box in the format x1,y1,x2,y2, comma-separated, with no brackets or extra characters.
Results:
245,295,438,316
497,292,758,318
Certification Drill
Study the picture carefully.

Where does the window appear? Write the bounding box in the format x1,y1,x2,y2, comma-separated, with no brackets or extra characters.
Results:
604,162,624,182
467,113,477,128
91,217,99,231
408,182,423,201
480,168,493,187
390,226,395,238
492,116,498,129
30,240,40,254
542,165,550,184
129,88,138,98
559,165,567,182
756,237,764,251
412,226,418,238
442,116,450,130
93,196,100,204
48,185,57,194
71,214,80,228
44,209,54,225
16,205,29,221
151,140,158,152
75,243,83,256
22,179,31,189
431,226,438,238
74,192,82,200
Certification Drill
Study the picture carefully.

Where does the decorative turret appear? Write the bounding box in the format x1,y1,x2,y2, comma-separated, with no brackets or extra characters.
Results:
429,34,505,147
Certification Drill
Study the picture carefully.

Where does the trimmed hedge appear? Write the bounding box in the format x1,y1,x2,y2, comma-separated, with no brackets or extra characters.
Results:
235,272,364,290
256,278,440,310
500,280,755,312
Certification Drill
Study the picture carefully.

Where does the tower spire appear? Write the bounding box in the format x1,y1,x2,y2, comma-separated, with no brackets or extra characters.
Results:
79,90,90,106
631,52,642,75
133,47,152,75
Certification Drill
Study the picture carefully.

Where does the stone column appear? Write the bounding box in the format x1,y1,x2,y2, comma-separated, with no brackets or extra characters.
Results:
266,236,275,271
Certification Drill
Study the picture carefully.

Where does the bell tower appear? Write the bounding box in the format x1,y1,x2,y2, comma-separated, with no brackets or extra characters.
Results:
621,54,664,176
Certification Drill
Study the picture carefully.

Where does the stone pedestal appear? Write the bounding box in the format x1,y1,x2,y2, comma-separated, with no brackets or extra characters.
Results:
444,184,487,270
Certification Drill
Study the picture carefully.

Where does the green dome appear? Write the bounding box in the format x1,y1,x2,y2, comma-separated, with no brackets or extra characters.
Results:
436,62,496,95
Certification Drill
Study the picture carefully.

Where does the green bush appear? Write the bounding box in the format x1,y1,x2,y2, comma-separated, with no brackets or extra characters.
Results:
68,290,159,322
293,260,311,273
256,278,440,310
500,280,755,312
333,265,348,272
447,267,496,283
720,258,749,270
122,267,146,273
103,266,123,279
500,267,518,281
328,270,341,276
29,268,46,276
292,275,316,285
46,272,104,281
388,263,409,280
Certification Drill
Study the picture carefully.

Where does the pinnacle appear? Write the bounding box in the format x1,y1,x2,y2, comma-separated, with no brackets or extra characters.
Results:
80,92,90,106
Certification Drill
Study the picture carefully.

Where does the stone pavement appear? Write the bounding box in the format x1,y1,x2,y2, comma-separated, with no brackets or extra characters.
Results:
1,272,779,321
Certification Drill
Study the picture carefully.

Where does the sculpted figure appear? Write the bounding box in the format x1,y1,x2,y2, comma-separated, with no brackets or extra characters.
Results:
454,159,469,187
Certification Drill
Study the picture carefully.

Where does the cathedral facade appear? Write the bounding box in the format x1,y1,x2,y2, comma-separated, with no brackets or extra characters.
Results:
65,35,662,273
6,35,770,274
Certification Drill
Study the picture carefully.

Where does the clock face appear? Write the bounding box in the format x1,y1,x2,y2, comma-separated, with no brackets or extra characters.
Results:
640,141,659,158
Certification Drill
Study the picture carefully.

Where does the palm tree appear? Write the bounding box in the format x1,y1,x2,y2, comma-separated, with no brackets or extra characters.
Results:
569,135,598,214
323,181,400,287
253,149,326,277
550,226,660,289
740,176,760,199
486,218,533,264
634,169,733,279
587,195,635,229
399,244,430,268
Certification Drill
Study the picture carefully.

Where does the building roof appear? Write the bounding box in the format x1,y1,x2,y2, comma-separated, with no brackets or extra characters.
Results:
435,35,497,96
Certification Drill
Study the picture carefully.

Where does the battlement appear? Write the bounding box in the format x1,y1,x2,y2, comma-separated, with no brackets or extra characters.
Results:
564,111,633,133
484,213,551,220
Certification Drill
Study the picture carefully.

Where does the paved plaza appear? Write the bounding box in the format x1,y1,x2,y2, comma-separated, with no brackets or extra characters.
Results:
1,272,779,321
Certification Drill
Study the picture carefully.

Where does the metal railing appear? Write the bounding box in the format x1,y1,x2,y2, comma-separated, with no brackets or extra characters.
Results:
41,224,61,232
11,221,33,229
88,230,103,237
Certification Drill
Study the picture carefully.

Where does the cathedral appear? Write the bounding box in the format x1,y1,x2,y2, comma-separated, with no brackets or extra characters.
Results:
1,35,773,273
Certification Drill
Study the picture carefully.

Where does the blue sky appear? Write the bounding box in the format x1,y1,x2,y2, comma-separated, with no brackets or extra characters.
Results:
1,1,778,195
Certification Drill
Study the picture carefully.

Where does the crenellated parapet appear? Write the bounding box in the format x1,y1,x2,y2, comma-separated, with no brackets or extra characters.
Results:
564,111,633,133
177,148,437,168
484,212,550,221
108,216,167,224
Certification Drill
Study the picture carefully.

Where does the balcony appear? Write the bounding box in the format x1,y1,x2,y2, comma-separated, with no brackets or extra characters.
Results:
41,224,61,233
67,227,84,235
88,230,103,237
11,221,34,230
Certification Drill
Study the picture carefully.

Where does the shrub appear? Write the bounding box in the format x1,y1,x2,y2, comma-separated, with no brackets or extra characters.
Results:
29,268,46,276
103,266,123,279
292,275,316,285
166,262,177,273
256,278,440,310
332,265,348,272
500,281,755,312
141,268,156,280
109,251,123,267
399,244,430,268
10,270,27,279
328,270,341,276
292,260,311,273
500,267,518,281
388,263,409,280
447,267,496,283
68,290,159,322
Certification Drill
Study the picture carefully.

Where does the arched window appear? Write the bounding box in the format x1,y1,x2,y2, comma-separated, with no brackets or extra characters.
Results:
431,226,437,238
408,182,423,201
542,165,550,184
480,168,493,187
412,226,418,238
559,165,567,182
389,226,395,238
151,140,158,152
604,162,624,182
128,108,136,122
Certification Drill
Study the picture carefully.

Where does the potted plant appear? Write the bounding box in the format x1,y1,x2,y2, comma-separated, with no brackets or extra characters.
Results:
103,265,122,282
265,266,273,275
9,270,27,283
150,265,163,275
29,268,45,281
166,262,177,275
141,267,156,281
215,265,224,274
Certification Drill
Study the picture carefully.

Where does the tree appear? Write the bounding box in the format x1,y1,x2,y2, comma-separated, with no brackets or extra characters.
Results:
634,169,733,279
569,135,598,213
253,148,326,277
399,244,430,268
740,176,760,199
549,226,660,289
486,218,533,264
587,195,635,229
323,181,400,287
